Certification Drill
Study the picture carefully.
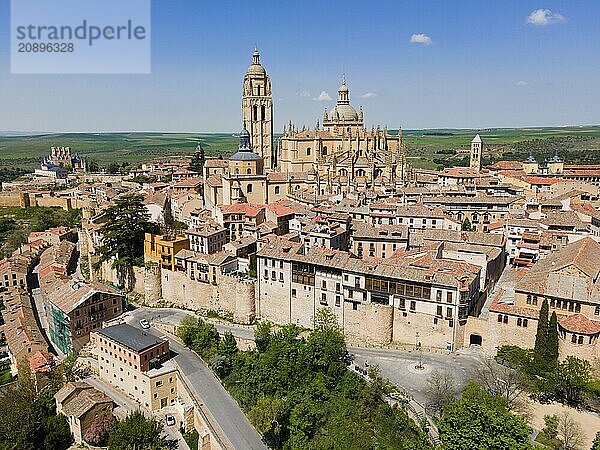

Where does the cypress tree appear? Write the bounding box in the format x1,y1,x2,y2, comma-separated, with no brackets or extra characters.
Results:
546,311,559,362
534,299,549,357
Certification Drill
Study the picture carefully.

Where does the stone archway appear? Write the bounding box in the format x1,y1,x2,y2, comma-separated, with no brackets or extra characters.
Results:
469,334,483,346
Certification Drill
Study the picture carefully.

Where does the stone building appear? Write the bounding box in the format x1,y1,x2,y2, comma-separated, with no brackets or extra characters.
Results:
469,134,483,171
95,324,178,411
242,49,273,168
483,238,600,361
278,77,408,192
257,237,481,349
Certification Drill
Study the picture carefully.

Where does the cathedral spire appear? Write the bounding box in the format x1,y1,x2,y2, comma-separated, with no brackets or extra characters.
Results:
252,47,260,65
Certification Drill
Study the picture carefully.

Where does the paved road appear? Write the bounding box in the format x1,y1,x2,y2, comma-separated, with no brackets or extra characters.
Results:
122,309,267,450
350,347,482,405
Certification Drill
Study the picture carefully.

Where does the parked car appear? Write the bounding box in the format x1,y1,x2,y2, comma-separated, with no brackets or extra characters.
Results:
139,319,150,329
165,414,176,427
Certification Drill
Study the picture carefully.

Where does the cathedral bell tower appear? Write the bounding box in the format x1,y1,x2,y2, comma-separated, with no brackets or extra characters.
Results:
242,48,274,169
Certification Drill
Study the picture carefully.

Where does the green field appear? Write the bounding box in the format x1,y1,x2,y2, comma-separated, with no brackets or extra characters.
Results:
1,126,599,171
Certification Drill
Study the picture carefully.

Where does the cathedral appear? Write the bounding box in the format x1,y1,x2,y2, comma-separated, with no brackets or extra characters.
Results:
205,50,410,212
278,77,409,192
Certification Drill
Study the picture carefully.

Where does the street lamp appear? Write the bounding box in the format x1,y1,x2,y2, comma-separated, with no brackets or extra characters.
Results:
415,331,424,370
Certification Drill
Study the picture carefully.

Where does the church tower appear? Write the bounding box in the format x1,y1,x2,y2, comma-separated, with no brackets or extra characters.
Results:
470,134,483,171
242,49,273,169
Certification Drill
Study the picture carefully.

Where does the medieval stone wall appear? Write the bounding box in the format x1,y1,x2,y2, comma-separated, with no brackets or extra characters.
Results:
343,302,394,346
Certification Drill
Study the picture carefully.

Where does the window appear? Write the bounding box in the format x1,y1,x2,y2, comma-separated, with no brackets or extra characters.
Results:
335,296,341,307
247,184,253,193
447,292,453,303
436,291,442,302
291,288,297,298
436,306,442,317
274,186,280,195
523,319,528,327
320,293,327,305
533,296,538,306
306,148,311,156
322,280,327,289
595,306,600,316
247,168,252,174
578,336,584,345
336,283,341,293
410,301,416,311
526,295,532,304
446,307,452,318
572,334,577,343
279,273,284,282
352,302,358,311
398,298,405,310
503,315,508,324
517,318,522,326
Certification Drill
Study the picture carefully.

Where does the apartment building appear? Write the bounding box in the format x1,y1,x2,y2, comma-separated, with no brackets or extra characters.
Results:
144,233,189,271
257,238,481,350
47,280,125,355
184,223,228,254
95,323,178,411
350,222,409,258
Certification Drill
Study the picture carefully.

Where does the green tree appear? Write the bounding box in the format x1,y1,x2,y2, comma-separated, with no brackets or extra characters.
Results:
254,321,272,353
535,299,549,361
591,431,600,450
247,396,286,448
107,162,120,174
43,414,73,450
191,321,220,359
546,312,559,362
556,356,592,405
439,382,532,450
108,411,171,450
177,315,200,346
461,217,472,231
95,194,151,291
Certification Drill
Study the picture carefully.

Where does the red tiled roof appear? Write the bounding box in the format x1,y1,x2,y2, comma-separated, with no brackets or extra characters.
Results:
524,177,560,186
559,314,600,335
489,161,523,171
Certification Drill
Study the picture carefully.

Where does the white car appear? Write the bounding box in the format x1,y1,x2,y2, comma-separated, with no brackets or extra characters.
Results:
139,319,150,329
165,414,176,427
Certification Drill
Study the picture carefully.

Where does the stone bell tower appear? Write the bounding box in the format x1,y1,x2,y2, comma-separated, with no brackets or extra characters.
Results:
470,134,483,171
242,48,273,169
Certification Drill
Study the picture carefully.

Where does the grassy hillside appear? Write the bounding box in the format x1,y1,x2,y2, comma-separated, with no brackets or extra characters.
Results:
1,126,599,172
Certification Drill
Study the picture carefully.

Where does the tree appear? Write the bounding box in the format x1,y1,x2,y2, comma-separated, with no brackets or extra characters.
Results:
535,299,550,363
177,315,200,346
556,411,585,450
107,162,120,174
43,414,73,450
191,321,220,359
255,321,272,353
424,369,457,417
461,217,472,231
108,411,172,450
473,358,530,415
87,159,99,173
556,357,592,405
438,382,533,450
83,412,116,446
248,396,286,448
212,332,238,377
591,431,600,450
546,312,559,362
95,194,151,291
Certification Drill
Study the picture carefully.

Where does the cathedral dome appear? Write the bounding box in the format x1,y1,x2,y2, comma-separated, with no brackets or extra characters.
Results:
326,76,360,122
329,104,359,121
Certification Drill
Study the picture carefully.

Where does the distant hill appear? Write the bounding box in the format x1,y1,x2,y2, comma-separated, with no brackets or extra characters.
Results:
0,126,599,171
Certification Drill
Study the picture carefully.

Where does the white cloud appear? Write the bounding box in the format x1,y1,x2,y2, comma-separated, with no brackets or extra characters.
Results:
297,90,311,98
313,91,332,101
410,33,432,45
516,80,529,86
526,9,566,26
360,92,378,99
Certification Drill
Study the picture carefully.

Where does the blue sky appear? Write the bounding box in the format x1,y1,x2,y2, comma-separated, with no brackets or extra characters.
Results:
0,0,598,132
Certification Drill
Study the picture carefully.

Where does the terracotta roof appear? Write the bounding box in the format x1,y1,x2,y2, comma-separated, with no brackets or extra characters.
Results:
489,161,523,171
220,203,265,217
524,177,560,186
28,350,54,373
559,314,600,335
47,280,124,314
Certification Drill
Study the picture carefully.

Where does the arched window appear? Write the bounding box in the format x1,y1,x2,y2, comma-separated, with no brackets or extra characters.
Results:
306,148,311,156
322,146,328,156
261,106,266,121
253,105,258,121
247,184,253,193
235,168,239,175
247,168,252,174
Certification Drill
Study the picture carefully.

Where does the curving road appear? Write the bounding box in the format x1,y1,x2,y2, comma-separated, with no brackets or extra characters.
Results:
121,308,267,450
